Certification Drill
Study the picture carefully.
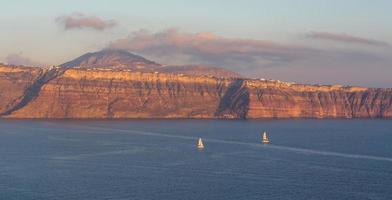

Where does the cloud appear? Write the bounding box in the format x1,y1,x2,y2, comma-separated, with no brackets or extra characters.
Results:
107,29,392,87
109,28,321,69
305,31,389,47
56,12,116,31
5,53,44,66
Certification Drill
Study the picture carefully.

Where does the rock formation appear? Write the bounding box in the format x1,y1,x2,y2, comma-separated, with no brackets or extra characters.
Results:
0,50,391,119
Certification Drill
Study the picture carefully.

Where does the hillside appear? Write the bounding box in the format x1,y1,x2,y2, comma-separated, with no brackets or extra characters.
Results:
60,49,241,78
0,63,391,119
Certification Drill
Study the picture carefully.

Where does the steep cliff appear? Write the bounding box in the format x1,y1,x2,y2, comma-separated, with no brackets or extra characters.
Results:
245,80,392,118
0,65,391,119
5,67,232,118
215,79,249,119
0,65,44,115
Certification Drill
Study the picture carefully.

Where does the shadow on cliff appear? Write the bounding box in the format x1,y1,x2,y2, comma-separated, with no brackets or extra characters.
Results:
215,79,250,119
0,67,66,116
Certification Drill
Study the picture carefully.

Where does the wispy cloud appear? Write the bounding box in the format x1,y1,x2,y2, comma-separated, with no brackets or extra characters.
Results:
107,29,392,86
5,53,44,67
109,28,320,69
305,31,389,47
56,12,116,31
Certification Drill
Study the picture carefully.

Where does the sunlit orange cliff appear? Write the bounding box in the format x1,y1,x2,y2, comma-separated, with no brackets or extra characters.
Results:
0,49,391,119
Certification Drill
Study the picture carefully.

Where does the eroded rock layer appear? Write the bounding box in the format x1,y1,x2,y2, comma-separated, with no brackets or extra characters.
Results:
245,80,392,118
6,67,232,118
0,65,391,119
0,65,44,115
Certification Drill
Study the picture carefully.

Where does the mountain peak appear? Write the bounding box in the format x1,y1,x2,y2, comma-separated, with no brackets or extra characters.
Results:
60,49,243,78
60,49,161,69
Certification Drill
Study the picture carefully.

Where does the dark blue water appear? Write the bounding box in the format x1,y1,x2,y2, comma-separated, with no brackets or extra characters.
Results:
0,119,391,200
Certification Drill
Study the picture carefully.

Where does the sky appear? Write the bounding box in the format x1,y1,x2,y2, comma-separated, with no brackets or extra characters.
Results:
1,0,391,87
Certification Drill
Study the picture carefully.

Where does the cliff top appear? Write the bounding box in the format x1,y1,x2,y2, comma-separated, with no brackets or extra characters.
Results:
1,62,389,93
61,67,391,93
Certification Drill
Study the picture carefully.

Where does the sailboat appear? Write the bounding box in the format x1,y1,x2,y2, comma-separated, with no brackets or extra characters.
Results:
262,132,270,144
197,138,205,149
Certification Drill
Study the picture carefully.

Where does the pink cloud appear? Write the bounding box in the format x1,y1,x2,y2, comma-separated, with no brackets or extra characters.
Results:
109,28,319,67
306,31,389,46
56,12,116,31
106,29,392,86
111,28,297,53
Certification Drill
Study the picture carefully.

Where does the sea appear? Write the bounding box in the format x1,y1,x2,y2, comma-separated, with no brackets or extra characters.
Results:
0,119,391,200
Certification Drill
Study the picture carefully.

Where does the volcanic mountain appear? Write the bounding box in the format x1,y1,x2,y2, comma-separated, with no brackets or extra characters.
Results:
60,49,241,78
60,49,161,70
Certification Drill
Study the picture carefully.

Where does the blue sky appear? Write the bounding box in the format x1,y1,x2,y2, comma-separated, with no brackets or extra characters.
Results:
1,0,391,87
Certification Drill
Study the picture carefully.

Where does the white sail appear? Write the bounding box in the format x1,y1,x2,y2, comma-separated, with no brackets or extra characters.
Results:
197,138,204,149
262,132,270,144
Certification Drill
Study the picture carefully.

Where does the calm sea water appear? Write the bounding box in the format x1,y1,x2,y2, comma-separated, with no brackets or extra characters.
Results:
0,119,391,200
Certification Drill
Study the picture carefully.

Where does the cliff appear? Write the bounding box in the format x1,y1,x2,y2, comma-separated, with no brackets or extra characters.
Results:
0,64,391,119
3,66,232,118
0,65,44,115
245,80,392,118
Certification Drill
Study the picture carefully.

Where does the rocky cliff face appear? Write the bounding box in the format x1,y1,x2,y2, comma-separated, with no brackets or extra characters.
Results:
245,80,392,118
5,67,232,118
0,65,44,115
0,64,391,119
